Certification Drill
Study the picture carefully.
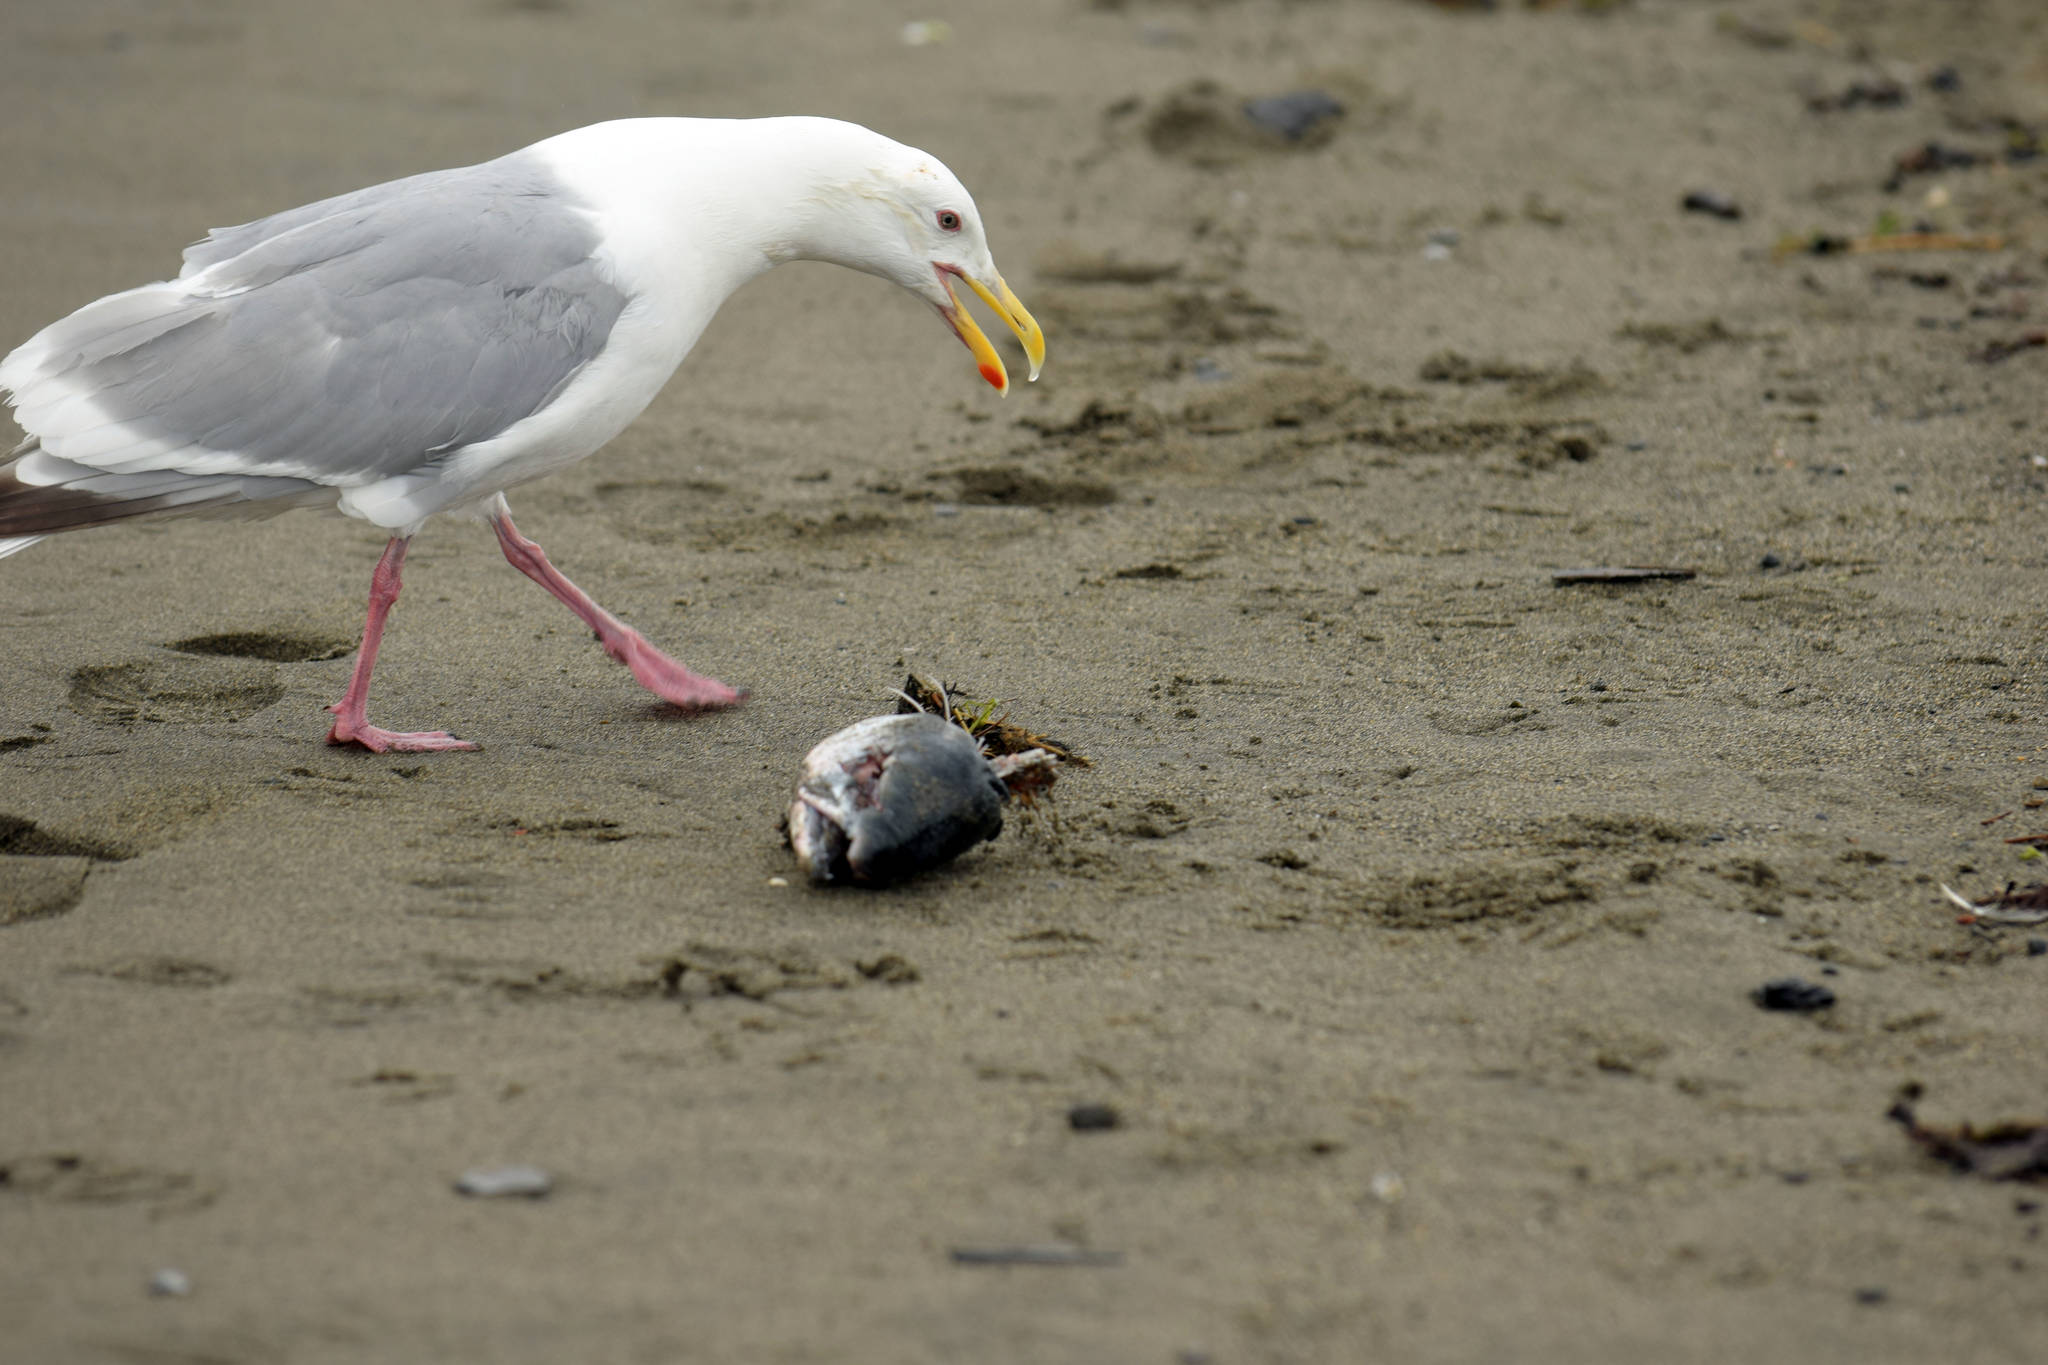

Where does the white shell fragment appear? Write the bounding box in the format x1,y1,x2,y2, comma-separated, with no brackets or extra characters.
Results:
1940,883,2048,925
147,1268,192,1297
454,1164,554,1198
788,713,1051,885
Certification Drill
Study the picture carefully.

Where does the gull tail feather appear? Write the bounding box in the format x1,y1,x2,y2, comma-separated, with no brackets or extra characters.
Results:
0,440,328,542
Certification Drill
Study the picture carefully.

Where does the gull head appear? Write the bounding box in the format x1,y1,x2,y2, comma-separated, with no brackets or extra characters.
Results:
797,130,1046,395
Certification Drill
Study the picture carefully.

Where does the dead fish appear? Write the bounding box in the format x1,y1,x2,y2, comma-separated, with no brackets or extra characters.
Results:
788,712,1053,885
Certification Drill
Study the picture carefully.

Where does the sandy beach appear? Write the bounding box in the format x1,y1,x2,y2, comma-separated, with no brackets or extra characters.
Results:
3,1,2045,1360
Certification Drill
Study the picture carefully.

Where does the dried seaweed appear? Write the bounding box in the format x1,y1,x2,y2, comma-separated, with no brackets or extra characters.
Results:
1889,1093,2048,1182
897,676,1092,768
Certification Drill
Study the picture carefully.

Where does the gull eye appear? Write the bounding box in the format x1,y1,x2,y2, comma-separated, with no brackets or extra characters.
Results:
935,209,962,232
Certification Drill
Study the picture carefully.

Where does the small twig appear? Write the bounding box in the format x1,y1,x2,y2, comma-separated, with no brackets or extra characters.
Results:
949,1245,1124,1267
1981,809,2015,826
1850,231,2005,254
1550,566,1696,585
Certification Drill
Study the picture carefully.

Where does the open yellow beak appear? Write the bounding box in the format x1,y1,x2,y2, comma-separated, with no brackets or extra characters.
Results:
937,270,1045,396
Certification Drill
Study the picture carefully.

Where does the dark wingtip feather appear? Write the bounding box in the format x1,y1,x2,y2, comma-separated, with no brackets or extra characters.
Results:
0,445,229,537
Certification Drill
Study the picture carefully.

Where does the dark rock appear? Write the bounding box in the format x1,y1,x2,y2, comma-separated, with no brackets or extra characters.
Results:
1068,1102,1121,1132
1752,977,1836,1012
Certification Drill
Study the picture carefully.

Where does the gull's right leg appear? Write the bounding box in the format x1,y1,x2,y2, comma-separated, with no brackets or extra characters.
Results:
488,500,744,711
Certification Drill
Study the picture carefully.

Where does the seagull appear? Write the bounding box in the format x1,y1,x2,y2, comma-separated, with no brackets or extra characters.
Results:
0,117,1044,752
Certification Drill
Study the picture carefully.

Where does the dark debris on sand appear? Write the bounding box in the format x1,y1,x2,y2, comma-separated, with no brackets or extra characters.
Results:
1889,1089,2048,1182
1751,977,1836,1012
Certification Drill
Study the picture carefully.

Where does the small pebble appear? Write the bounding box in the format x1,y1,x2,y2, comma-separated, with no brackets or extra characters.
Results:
1753,978,1836,1012
1242,91,1345,142
1854,1287,1888,1305
1068,1102,1121,1132
1759,552,1782,569
455,1164,553,1198
1682,189,1744,221
148,1268,191,1298
2026,938,2047,957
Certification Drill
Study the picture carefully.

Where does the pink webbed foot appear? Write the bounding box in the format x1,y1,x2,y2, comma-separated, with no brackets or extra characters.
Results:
325,709,477,754
601,629,747,711
323,535,478,752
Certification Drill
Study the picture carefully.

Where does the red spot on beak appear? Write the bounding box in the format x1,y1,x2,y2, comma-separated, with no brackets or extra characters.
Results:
978,362,1005,390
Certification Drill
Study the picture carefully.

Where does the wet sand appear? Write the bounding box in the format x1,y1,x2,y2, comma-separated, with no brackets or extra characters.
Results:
3,1,2046,1360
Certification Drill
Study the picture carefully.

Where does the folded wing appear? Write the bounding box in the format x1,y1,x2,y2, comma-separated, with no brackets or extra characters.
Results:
0,154,629,545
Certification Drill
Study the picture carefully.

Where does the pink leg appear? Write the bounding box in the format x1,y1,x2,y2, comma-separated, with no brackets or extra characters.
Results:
325,536,477,753
489,505,744,711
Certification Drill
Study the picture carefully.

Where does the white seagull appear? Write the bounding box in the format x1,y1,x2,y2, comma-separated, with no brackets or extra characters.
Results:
0,118,1044,752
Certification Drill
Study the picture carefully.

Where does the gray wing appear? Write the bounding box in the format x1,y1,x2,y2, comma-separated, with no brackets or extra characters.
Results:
177,166,475,278
5,153,629,488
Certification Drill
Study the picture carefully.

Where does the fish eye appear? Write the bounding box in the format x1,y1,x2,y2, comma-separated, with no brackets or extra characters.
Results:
935,209,962,232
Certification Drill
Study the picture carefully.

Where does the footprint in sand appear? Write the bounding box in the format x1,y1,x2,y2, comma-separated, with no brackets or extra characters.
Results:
69,657,285,725
0,815,129,926
64,629,356,727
